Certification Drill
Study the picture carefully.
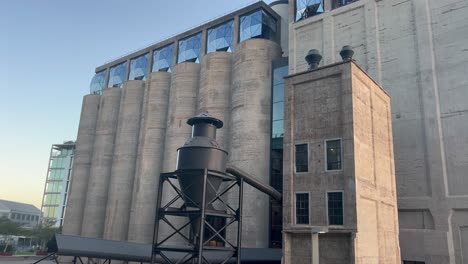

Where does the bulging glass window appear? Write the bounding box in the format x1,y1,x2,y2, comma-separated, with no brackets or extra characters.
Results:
295,0,324,21
178,32,202,63
108,62,127,88
152,44,174,72
129,53,149,80
89,70,107,94
207,20,234,53
240,9,277,42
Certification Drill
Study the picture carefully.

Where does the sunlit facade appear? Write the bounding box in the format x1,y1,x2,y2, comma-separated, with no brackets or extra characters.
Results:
41,141,75,227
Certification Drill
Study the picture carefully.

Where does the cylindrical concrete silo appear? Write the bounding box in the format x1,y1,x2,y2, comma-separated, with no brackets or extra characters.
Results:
159,62,200,245
269,1,289,56
80,88,122,238
127,72,171,244
62,94,100,236
228,38,281,247
197,52,232,150
103,80,145,241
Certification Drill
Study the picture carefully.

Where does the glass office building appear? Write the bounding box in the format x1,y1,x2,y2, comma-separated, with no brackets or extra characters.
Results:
41,141,75,227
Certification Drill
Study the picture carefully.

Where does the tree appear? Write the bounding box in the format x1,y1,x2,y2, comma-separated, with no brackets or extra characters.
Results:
0,217,22,253
33,218,59,251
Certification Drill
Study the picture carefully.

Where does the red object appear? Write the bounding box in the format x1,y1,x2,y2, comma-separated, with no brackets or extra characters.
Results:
0,252,13,256
36,251,48,256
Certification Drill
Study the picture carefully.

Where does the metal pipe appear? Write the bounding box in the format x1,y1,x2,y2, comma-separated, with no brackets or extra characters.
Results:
226,166,282,201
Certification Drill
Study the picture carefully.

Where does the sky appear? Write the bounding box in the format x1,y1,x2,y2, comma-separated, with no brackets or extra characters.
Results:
0,0,273,209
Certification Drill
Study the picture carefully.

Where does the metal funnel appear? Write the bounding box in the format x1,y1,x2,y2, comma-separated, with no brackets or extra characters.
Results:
176,112,227,238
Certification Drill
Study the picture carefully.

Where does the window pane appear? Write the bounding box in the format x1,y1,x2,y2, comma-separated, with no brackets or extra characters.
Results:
153,44,174,72
129,53,149,80
89,70,107,95
272,102,284,121
295,0,324,22
272,120,284,139
178,33,202,63
328,192,343,225
296,193,309,224
207,20,234,53
108,62,127,88
326,139,342,170
332,0,360,9
295,144,308,173
240,9,277,42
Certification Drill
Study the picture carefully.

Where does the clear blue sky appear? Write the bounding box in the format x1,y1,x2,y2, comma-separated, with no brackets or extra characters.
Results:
0,0,272,208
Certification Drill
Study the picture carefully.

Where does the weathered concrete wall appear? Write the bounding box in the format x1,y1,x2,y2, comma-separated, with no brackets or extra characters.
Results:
228,38,281,248
127,72,171,244
81,88,121,238
288,0,468,262
62,94,100,236
159,62,200,245
103,80,145,241
197,52,232,150
282,62,400,263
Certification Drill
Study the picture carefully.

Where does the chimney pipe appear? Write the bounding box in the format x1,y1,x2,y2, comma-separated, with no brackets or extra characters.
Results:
340,45,354,62
305,49,322,70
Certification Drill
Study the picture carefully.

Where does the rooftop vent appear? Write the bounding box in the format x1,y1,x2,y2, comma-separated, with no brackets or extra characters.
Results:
340,45,354,61
305,49,322,70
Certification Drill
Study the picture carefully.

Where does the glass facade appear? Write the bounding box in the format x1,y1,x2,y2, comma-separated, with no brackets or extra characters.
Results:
41,142,75,227
152,44,174,72
108,61,127,88
295,0,324,21
129,53,149,80
207,20,234,53
270,58,288,248
327,192,344,225
90,70,107,94
240,9,277,42
178,32,202,63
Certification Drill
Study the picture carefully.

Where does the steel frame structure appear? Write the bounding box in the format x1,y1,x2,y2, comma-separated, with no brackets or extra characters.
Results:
152,169,243,264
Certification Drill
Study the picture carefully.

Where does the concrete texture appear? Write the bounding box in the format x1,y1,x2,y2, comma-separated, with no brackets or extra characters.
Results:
62,94,100,236
197,51,232,150
270,1,289,57
81,88,122,238
103,80,145,241
282,62,400,263
228,38,281,247
288,0,468,262
159,62,200,245
127,72,171,244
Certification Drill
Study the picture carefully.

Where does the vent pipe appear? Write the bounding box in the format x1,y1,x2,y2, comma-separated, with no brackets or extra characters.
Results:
305,49,322,70
340,45,354,61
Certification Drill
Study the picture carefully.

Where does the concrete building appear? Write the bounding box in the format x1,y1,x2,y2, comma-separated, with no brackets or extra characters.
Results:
40,141,75,227
0,200,41,229
283,60,400,263
61,0,468,263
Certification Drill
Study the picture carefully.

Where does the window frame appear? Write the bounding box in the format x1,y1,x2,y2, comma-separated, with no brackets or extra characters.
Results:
324,138,343,172
294,142,309,174
294,192,310,225
326,190,344,227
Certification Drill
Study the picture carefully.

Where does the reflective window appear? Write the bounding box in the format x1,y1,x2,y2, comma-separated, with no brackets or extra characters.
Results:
327,192,343,225
295,144,308,173
332,0,359,9
240,9,277,42
295,193,309,224
178,33,202,63
108,62,127,88
129,53,149,80
90,70,107,95
153,44,174,72
207,20,234,52
295,0,324,21
326,139,342,171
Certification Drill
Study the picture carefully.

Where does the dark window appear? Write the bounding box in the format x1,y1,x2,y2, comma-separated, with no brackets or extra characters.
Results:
240,9,277,42
152,44,174,72
129,53,149,80
207,20,234,53
178,33,202,63
327,192,343,225
403,261,425,264
295,144,308,173
295,0,324,22
89,70,107,95
332,0,360,9
326,139,342,171
296,193,309,224
108,62,127,88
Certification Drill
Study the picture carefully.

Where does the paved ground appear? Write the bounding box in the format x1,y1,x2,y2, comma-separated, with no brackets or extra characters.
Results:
0,256,55,264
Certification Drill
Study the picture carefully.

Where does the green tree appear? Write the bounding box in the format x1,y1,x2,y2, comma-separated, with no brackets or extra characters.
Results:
33,218,59,251
0,217,22,252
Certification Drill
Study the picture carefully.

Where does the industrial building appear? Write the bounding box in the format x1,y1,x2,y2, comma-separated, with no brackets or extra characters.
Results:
41,141,75,227
61,0,468,263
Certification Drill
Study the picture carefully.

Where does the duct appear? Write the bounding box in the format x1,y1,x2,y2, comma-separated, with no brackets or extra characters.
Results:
226,166,282,202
